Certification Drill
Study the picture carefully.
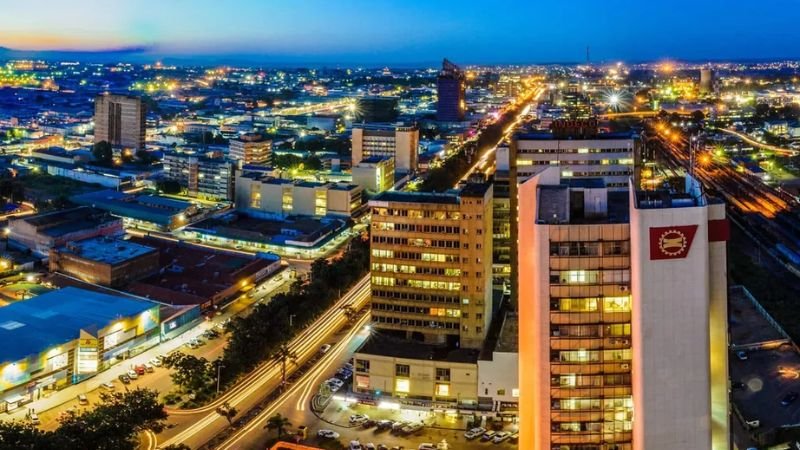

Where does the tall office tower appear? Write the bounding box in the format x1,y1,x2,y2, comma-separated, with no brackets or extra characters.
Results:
436,59,466,122
355,96,399,123
368,184,493,349
351,123,419,173
700,68,715,95
517,167,729,450
94,94,146,150
505,119,639,309
229,133,272,166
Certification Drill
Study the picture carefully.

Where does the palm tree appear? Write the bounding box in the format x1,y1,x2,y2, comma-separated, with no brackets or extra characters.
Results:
215,401,238,425
264,413,292,438
272,344,297,391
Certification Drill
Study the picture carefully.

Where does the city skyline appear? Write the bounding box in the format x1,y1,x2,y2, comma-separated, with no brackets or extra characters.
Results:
2,0,800,65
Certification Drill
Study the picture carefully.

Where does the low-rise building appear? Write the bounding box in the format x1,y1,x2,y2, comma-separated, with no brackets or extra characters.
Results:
8,207,123,257
0,287,160,412
351,123,419,173
235,174,363,219
71,190,199,232
49,236,160,288
352,156,395,194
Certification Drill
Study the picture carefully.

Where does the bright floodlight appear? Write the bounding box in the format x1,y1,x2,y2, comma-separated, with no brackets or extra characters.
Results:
609,94,620,105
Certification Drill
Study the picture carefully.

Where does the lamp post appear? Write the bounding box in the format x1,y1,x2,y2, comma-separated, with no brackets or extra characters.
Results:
216,363,224,395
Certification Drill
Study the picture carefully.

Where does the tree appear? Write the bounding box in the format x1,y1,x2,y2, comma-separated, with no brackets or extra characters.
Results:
690,110,705,123
272,344,298,391
92,141,113,164
136,150,157,165
0,421,58,450
304,154,323,171
157,179,183,195
215,401,238,425
264,413,292,439
163,352,213,393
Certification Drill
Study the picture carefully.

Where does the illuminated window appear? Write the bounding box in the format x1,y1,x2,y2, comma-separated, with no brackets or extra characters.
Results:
47,353,68,371
249,191,261,209
559,298,598,312
511,388,519,398
395,379,410,393
356,375,370,389
435,383,450,397
603,296,631,312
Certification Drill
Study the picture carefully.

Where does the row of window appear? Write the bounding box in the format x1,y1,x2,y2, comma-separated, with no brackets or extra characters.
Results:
372,222,461,234
371,263,462,277
549,241,630,257
373,315,462,330
372,208,461,221
553,421,633,434
371,249,460,263
552,296,631,313
372,236,461,249
525,160,633,166
551,374,631,388
372,302,463,318
551,324,631,338
553,349,632,363
371,276,462,291
550,270,630,285
554,396,633,411
371,289,461,304
519,148,631,155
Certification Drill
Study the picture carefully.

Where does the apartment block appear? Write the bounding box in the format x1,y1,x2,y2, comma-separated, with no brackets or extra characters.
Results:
351,123,419,173
229,133,271,165
94,94,146,150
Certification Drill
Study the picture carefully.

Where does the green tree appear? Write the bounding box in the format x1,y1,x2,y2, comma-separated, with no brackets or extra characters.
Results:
0,421,58,450
264,413,292,439
92,141,113,164
272,344,298,391
215,401,238,425
303,154,323,171
163,352,213,393
157,179,183,195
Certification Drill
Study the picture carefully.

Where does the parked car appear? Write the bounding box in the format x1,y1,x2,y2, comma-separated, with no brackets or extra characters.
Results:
417,444,436,450
492,431,511,443
320,344,332,353
100,381,115,391
77,394,88,405
127,370,139,380
350,441,362,450
376,419,394,430
481,430,497,441
317,429,340,439
361,419,377,429
134,365,146,375
349,413,370,425
29,412,40,425
391,421,409,433
118,374,131,384
401,422,423,434
364,444,376,450
465,427,486,439
149,358,162,367
144,363,155,373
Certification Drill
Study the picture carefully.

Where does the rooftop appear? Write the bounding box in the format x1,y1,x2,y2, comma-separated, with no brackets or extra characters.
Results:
515,130,635,141
55,236,157,265
356,333,480,364
0,287,156,363
71,190,193,225
15,207,120,238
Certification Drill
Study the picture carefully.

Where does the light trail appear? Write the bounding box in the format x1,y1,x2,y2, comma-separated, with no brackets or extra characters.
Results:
717,128,799,157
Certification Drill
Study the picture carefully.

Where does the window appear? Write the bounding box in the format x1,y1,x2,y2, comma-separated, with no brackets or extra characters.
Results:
395,378,410,394
356,375,370,389
395,364,410,376
436,368,451,381
435,383,450,397
558,298,598,312
603,296,631,312
355,359,370,373
496,389,506,395
512,388,519,398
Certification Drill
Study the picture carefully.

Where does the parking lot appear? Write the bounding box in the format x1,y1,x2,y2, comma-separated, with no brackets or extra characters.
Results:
731,346,800,429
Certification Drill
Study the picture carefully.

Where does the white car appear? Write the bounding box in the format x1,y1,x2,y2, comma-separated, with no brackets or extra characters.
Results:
127,370,139,380
349,413,369,425
464,427,486,439
327,378,345,388
149,358,162,367
320,344,332,353
317,429,340,439
418,444,436,450
492,431,511,443
29,412,40,425
100,381,115,391
349,441,362,450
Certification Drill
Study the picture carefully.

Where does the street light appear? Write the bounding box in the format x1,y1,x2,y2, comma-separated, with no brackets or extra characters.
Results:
216,363,225,395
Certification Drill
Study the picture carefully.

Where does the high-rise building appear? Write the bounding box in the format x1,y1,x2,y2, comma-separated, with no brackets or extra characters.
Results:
700,68,715,95
436,59,466,122
351,123,419,173
229,133,271,166
368,184,493,349
94,94,146,150
355,96,399,123
517,167,729,450
162,151,235,201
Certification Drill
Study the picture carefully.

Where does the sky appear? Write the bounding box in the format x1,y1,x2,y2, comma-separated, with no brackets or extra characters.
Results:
2,0,800,65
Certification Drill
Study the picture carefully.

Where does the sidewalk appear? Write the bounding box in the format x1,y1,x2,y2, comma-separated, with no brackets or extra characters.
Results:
5,273,291,421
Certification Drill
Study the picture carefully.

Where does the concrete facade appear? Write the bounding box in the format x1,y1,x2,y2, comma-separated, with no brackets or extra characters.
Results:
94,94,145,150
351,124,419,173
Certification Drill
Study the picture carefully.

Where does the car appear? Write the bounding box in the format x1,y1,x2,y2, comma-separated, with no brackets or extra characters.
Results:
417,444,436,450
391,421,409,433
144,363,155,373
127,370,139,380
736,350,748,360
317,429,340,439
365,444,376,450
732,381,746,391
361,419,377,429
320,344,332,353
118,374,131,384
481,430,497,441
376,419,394,430
149,358,162,367
100,381,115,391
29,412,40,425
464,427,486,439
389,447,405,450
350,413,370,425
134,365,146,375
350,441,363,450
509,432,519,443
77,394,88,405
377,445,389,450
401,422,423,434
492,431,511,443
782,392,799,406
327,378,345,388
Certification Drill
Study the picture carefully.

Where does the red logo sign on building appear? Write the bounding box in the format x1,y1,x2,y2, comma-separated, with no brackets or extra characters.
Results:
649,225,699,260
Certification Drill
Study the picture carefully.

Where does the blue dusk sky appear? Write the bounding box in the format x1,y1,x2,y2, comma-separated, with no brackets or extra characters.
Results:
1,0,799,65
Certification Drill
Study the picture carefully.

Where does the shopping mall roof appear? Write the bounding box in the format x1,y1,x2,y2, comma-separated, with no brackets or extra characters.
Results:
0,287,156,363
55,236,157,265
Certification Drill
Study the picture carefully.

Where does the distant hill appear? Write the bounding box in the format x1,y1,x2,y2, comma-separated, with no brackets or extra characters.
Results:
0,46,153,63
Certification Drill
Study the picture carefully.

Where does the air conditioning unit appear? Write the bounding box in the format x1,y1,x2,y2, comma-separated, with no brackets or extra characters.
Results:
620,363,630,370
620,339,630,345
619,286,629,292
